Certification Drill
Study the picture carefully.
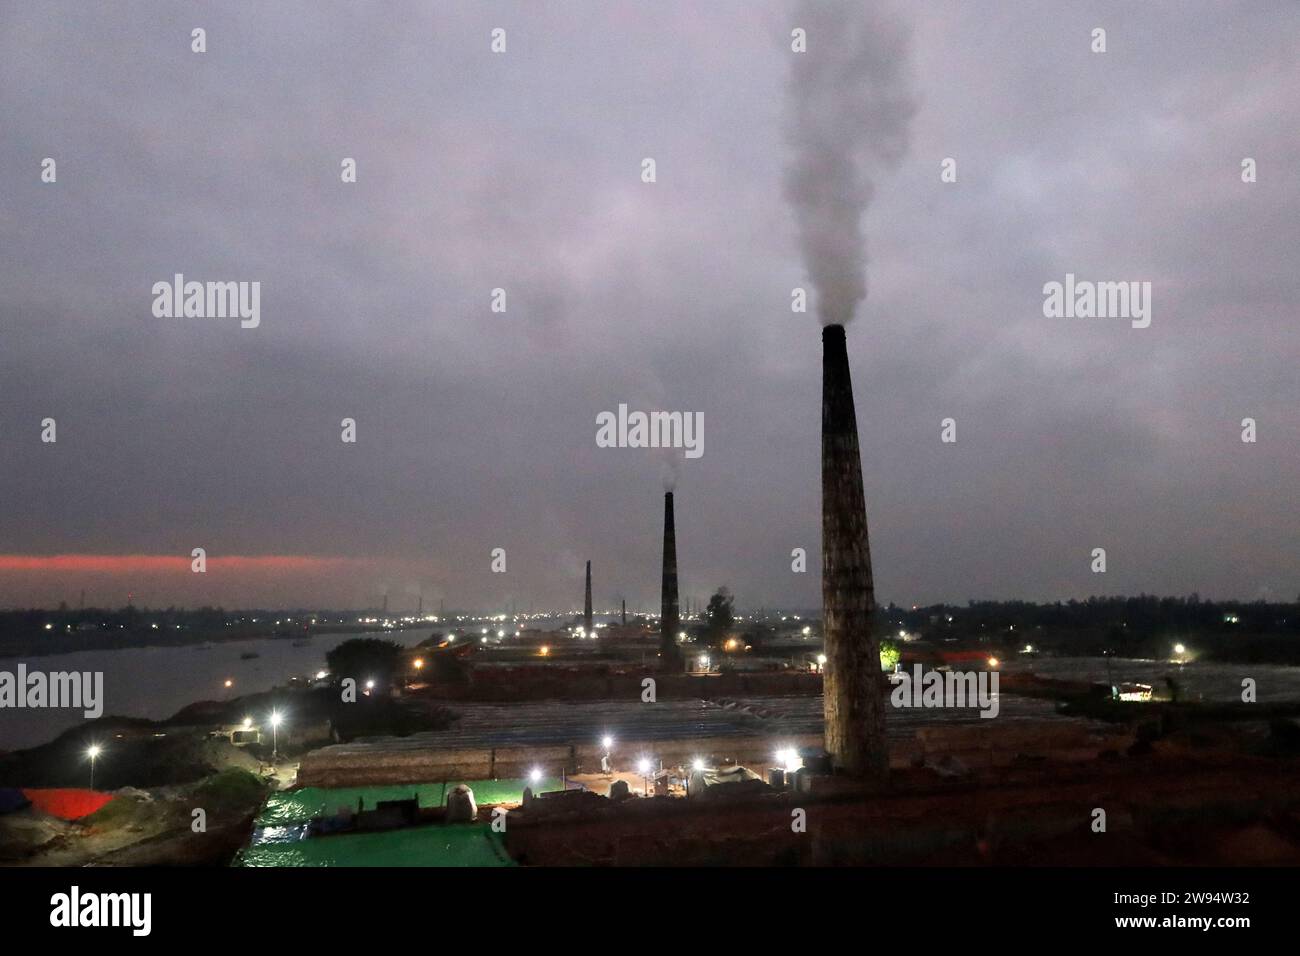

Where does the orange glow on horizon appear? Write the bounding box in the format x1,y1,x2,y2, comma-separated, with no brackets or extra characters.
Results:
0,554,359,573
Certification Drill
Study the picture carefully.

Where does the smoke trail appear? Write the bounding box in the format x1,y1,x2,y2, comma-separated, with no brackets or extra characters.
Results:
783,0,917,325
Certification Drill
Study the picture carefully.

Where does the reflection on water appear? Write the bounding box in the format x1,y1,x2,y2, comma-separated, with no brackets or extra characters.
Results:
0,630,434,750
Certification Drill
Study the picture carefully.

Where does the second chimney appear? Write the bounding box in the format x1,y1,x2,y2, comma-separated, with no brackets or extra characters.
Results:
660,492,681,667
584,560,593,635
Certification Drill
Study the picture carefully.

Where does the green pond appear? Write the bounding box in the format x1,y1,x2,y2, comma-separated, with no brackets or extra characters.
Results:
236,777,561,867
236,822,514,867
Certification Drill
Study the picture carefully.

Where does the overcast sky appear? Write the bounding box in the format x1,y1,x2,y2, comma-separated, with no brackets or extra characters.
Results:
1,1,1297,612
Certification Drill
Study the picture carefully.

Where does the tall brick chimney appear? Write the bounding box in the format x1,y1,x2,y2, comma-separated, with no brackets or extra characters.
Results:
821,323,887,777
584,560,593,635
660,492,681,667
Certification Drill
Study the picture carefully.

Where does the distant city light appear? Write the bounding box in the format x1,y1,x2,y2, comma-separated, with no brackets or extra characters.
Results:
412,658,424,669
365,679,375,690
316,670,327,680
1174,643,1186,655
637,758,651,775
802,626,811,636
242,717,252,729
987,657,999,668
816,654,827,666
692,758,705,772
223,678,233,689
496,630,505,638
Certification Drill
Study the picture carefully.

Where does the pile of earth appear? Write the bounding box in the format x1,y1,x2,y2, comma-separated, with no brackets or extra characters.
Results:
0,768,270,866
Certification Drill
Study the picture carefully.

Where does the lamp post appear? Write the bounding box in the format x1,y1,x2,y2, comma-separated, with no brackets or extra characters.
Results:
270,710,283,760
638,758,652,796
87,745,101,790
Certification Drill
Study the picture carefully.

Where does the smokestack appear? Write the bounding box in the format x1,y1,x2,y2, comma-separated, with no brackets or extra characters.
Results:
621,598,626,627
821,323,887,778
660,492,681,666
584,561,593,635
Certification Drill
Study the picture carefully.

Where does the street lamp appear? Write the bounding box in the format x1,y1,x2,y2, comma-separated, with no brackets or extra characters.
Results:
637,758,652,796
87,745,102,790
270,710,283,760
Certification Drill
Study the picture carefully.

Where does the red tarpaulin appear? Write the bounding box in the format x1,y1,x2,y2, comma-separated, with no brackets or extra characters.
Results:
22,788,113,820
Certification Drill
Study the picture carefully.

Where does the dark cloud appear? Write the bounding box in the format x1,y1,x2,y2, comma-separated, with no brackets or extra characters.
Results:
1,1,1296,609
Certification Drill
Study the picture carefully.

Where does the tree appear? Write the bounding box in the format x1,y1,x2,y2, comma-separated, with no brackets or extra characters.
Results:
701,588,735,648
878,639,900,672
325,638,404,689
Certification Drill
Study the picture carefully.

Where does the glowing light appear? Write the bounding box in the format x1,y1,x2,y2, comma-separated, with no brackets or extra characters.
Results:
87,745,102,759
637,758,651,775
692,758,705,772
1174,643,1186,655
270,711,283,728
802,626,811,636
242,717,252,729
315,670,327,680
223,678,233,689
413,658,425,669
497,630,505,638
724,638,738,651
539,645,550,656
365,679,375,690
601,735,613,750
529,768,542,784
775,748,802,772
816,654,827,666
987,657,999,668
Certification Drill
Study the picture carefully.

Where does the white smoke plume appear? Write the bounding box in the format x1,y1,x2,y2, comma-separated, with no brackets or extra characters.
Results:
784,0,917,325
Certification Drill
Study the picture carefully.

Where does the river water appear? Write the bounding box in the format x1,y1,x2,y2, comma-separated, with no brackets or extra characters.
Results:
0,629,436,751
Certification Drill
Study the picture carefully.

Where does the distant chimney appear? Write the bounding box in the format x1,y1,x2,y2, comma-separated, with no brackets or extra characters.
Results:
584,560,593,635
660,492,681,666
821,323,887,778
621,598,626,627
